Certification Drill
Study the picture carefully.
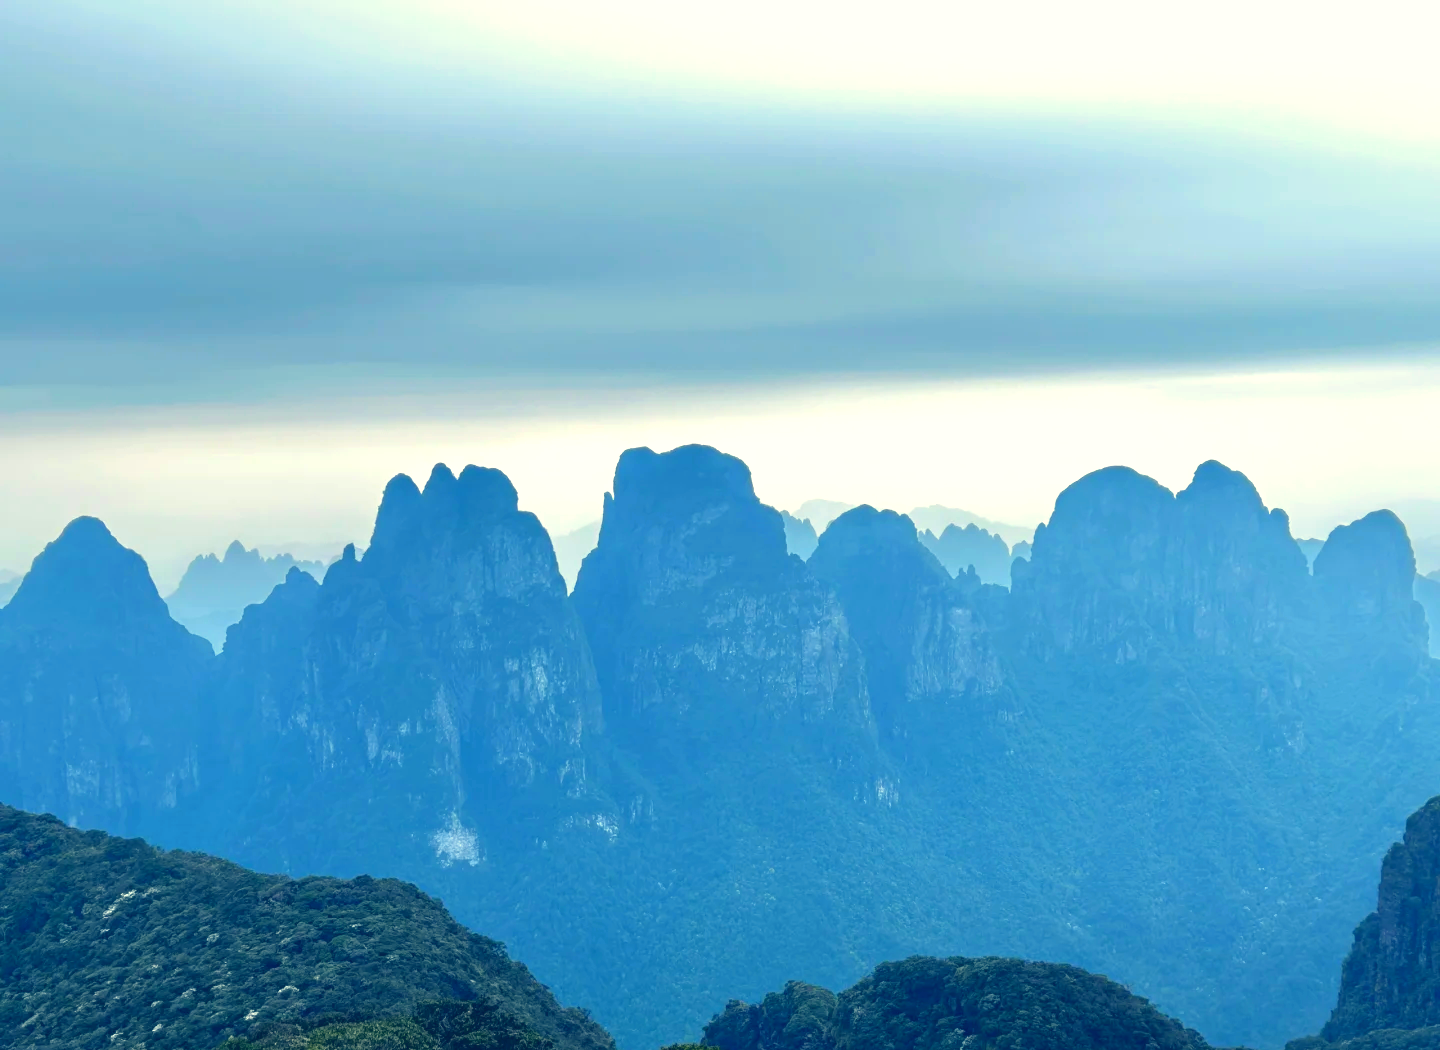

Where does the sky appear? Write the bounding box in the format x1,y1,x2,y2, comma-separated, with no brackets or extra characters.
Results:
3,1,1440,586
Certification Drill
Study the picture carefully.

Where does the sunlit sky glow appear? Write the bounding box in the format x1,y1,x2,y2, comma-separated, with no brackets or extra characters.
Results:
2,2,1439,584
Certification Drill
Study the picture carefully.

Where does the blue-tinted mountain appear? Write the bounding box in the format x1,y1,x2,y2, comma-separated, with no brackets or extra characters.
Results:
808,507,1005,766
1416,574,1440,658
0,517,212,839
906,506,1034,548
780,510,819,560
572,445,874,773
165,541,329,650
1299,538,1326,571
916,522,1012,585
551,520,601,592
0,569,20,607
5,450,1439,1050
199,463,612,885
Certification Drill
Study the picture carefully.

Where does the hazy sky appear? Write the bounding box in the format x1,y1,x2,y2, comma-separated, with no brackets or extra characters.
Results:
3,2,1439,585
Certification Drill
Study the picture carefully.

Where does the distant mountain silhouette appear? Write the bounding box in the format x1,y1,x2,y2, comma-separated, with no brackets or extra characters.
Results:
0,569,20,607
796,499,856,530
552,520,601,591
905,505,1034,547
165,541,329,649
1298,537,1326,570
917,522,1012,585
780,510,819,560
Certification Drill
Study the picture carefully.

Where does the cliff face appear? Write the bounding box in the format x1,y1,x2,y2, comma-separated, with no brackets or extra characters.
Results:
808,508,1005,766
1315,511,1431,670
0,518,212,839
209,464,610,878
1324,797,1440,1040
572,445,876,786
1012,461,1309,661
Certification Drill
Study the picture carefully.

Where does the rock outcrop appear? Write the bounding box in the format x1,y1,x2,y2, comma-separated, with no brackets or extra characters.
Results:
572,445,876,783
1324,796,1440,1040
207,464,611,879
808,508,1004,765
0,518,212,840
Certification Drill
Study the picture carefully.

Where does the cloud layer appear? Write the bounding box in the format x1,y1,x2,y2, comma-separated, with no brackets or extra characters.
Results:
4,6,1440,406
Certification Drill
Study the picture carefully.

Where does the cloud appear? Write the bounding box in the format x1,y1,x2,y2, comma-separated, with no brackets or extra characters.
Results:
3,5,1440,405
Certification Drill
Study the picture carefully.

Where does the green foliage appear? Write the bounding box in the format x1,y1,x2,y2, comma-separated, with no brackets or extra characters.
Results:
0,806,614,1050
1287,1028,1440,1050
701,956,1219,1050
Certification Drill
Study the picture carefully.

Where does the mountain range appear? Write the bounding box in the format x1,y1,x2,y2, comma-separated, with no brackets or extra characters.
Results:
1,446,1438,1050
163,543,331,650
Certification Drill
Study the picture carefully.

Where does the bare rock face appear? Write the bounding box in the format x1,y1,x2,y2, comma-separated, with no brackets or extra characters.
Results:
1012,461,1310,661
571,445,877,784
0,517,212,838
1316,510,1429,650
207,464,610,879
808,507,1005,766
1324,796,1440,1040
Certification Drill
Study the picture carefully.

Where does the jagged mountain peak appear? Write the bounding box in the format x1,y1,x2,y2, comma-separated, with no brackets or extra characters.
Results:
368,463,532,575
580,444,790,599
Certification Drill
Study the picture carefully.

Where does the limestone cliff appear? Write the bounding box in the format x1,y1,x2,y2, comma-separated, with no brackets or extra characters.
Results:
572,445,877,788
206,464,610,879
0,517,212,839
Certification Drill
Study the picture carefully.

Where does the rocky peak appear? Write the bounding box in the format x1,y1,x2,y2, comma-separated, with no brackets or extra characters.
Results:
0,518,212,838
206,464,609,879
1168,460,1309,650
1014,461,1311,657
3,516,178,637
1323,795,1440,1039
1012,466,1175,657
809,507,1004,764
578,444,790,606
1314,511,1427,649
572,443,874,773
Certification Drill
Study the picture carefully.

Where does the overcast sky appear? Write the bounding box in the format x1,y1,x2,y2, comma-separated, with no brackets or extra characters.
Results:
4,1,1440,586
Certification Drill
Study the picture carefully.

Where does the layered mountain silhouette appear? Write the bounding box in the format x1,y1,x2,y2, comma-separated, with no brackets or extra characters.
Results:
165,542,329,650
0,569,20,607
1,448,1437,1050
917,522,1012,585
